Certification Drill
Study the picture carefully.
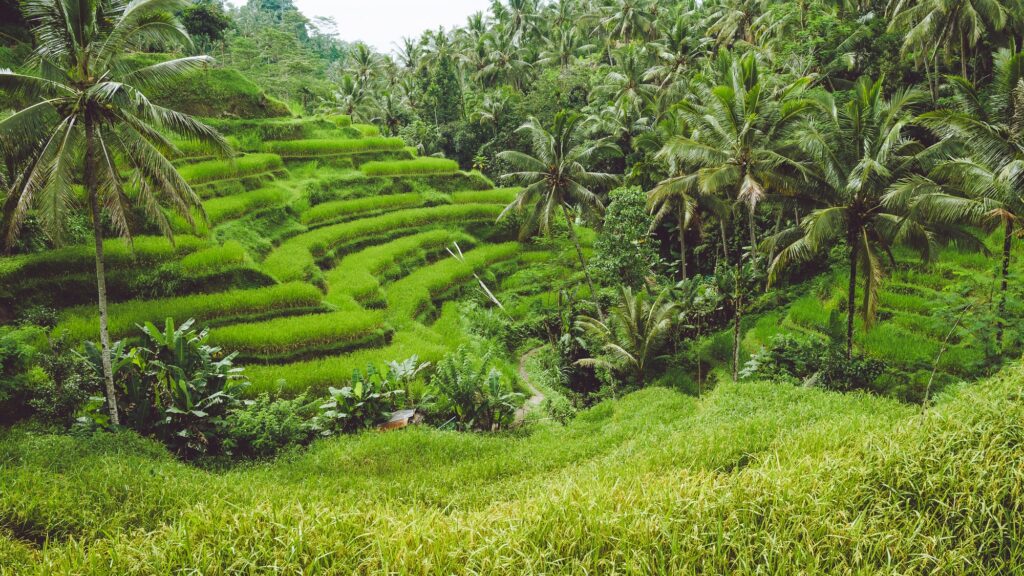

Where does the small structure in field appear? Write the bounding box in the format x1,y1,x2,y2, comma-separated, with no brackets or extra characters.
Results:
378,409,419,431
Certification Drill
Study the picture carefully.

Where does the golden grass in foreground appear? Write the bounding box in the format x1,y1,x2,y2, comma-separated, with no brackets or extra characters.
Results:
2,367,1023,574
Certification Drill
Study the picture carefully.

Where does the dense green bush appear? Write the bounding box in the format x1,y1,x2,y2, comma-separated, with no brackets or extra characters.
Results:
222,393,315,458
431,347,522,431
78,319,249,458
315,377,401,434
589,186,659,289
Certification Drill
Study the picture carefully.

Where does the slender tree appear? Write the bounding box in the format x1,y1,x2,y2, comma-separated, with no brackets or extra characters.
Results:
0,0,230,425
498,112,620,317
766,77,944,358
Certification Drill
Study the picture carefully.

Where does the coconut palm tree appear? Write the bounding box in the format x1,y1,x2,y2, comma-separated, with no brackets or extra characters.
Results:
575,286,677,387
766,77,941,358
887,49,1024,348
887,0,1011,80
657,52,811,378
0,0,230,425
498,112,620,317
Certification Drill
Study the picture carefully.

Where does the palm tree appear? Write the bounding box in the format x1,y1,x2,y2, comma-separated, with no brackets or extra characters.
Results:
0,0,229,425
498,112,620,317
600,0,658,45
888,49,1024,348
575,286,677,387
767,77,939,358
657,52,811,378
887,0,1011,80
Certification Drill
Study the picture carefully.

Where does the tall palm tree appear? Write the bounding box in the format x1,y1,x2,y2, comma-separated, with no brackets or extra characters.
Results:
575,286,677,387
887,0,1011,80
657,52,811,378
888,49,1024,348
498,112,620,317
0,0,229,425
767,77,940,358
600,0,658,45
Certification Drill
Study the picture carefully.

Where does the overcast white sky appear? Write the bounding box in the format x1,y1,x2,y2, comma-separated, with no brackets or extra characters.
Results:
292,0,491,53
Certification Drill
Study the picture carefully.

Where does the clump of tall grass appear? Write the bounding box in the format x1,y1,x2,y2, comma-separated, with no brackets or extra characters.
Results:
207,310,390,361
203,187,287,225
452,188,519,204
177,241,253,276
360,157,460,177
385,242,520,320
0,236,207,285
325,230,475,304
6,368,1024,573
177,153,285,185
55,282,323,342
301,193,423,226
264,137,405,158
262,204,505,282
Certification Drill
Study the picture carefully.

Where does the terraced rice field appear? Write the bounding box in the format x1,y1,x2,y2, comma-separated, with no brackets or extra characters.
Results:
1,117,535,398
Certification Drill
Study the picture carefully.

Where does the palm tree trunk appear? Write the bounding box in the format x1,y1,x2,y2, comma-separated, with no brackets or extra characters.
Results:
747,206,758,253
960,30,969,80
562,204,603,320
677,205,687,281
847,236,858,359
732,259,742,382
86,120,119,426
997,218,1013,350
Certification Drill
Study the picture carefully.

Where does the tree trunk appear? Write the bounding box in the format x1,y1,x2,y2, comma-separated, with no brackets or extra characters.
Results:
719,219,729,266
747,207,758,254
960,30,969,80
677,205,687,281
562,204,603,321
732,259,742,382
847,234,859,359
997,218,1013,350
86,120,119,426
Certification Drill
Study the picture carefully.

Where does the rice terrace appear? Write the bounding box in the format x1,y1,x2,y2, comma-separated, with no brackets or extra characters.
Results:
2,0,1024,573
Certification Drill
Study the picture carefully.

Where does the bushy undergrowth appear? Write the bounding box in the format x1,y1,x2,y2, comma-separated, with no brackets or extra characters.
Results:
4,368,1024,573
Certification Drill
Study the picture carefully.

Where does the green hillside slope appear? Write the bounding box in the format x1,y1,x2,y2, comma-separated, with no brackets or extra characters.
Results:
3,366,1023,574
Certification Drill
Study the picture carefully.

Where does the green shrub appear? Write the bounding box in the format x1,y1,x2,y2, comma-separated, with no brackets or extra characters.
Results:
360,157,460,177
78,319,250,459
222,394,315,458
314,376,402,434
177,153,285,185
56,282,323,342
431,346,522,431
265,137,405,158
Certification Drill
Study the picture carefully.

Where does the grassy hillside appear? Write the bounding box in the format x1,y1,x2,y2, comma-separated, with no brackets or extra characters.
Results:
3,366,1023,573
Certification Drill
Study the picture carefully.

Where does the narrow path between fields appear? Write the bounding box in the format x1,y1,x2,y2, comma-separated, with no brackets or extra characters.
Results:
514,347,546,425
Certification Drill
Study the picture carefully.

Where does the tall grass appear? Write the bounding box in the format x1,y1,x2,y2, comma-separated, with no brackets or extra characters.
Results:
385,242,520,320
177,153,285,185
245,323,451,395
203,187,287,225
262,204,505,282
6,368,1024,573
301,193,423,226
177,241,253,276
452,188,520,204
325,229,475,304
55,282,323,342
264,137,405,158
207,310,389,361
360,157,460,177
0,236,207,285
